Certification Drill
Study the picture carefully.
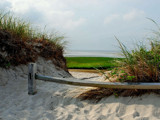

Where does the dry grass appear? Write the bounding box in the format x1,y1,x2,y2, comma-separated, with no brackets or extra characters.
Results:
78,88,160,102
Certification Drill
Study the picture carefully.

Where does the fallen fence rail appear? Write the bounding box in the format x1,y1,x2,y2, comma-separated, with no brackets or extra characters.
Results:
28,63,160,95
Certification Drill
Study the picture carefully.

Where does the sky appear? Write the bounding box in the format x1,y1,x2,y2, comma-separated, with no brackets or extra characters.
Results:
1,0,160,51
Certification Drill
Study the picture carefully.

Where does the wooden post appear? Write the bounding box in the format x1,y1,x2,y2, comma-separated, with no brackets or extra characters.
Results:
28,63,37,95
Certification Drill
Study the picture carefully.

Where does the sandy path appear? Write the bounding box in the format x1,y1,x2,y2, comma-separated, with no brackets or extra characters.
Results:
1,70,160,120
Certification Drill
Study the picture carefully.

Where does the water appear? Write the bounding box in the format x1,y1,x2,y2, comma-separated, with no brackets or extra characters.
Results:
64,50,123,58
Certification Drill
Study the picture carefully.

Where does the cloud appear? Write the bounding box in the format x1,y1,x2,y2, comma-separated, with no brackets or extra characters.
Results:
65,0,101,5
0,0,12,10
45,10,86,30
1,0,155,51
63,18,86,30
6,0,86,30
123,9,145,21
104,14,119,24
104,9,145,25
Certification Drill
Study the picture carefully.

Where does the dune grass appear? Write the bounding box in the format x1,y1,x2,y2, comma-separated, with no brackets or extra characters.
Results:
0,11,67,70
66,57,123,69
114,20,160,82
0,11,65,47
100,19,160,83
78,19,160,102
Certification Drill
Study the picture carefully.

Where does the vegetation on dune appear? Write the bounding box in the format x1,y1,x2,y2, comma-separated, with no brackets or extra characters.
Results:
115,20,160,83
0,11,67,70
66,57,122,69
78,19,160,102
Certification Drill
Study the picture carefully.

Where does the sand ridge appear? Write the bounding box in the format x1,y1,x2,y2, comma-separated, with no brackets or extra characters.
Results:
1,66,160,120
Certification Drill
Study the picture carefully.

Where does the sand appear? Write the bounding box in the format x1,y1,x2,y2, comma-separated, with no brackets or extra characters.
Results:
1,61,160,120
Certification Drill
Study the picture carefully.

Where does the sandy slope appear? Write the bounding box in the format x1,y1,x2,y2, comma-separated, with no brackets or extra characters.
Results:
1,64,160,120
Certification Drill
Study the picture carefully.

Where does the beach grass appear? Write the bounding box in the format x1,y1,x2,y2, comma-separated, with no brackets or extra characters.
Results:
113,19,160,82
66,57,123,69
0,11,67,70
78,19,160,102
0,11,66,47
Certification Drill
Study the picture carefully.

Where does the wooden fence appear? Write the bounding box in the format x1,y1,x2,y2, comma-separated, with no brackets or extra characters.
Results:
28,63,160,95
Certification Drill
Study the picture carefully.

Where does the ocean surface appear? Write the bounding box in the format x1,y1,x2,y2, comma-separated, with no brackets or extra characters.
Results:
64,50,123,58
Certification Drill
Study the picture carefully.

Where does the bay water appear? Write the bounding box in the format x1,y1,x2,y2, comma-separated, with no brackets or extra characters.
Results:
64,50,123,58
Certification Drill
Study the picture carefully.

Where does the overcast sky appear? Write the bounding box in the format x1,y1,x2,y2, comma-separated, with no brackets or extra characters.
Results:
1,0,160,51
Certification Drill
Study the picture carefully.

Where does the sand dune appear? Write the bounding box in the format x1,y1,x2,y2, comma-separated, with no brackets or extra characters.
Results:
1,66,160,120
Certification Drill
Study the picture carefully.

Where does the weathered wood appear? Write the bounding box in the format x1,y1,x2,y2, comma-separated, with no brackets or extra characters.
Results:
36,74,160,89
28,63,37,95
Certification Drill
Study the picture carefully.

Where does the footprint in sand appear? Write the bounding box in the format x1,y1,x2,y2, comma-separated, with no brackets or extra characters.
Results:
152,108,160,119
116,104,127,117
66,114,73,120
133,111,140,118
135,117,149,120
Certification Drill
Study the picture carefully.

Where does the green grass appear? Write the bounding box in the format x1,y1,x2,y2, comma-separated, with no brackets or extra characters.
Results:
66,57,123,69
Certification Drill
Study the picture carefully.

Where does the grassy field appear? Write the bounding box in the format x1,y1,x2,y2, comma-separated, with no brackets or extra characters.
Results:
66,57,123,69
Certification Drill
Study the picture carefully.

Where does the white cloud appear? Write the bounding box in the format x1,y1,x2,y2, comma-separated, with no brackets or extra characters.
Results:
45,10,86,30
6,0,86,30
63,18,86,30
1,0,154,51
104,9,145,25
65,0,101,5
123,9,145,21
0,0,12,10
104,14,119,24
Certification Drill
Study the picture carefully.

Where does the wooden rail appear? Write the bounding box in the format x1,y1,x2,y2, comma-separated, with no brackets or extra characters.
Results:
28,63,160,95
